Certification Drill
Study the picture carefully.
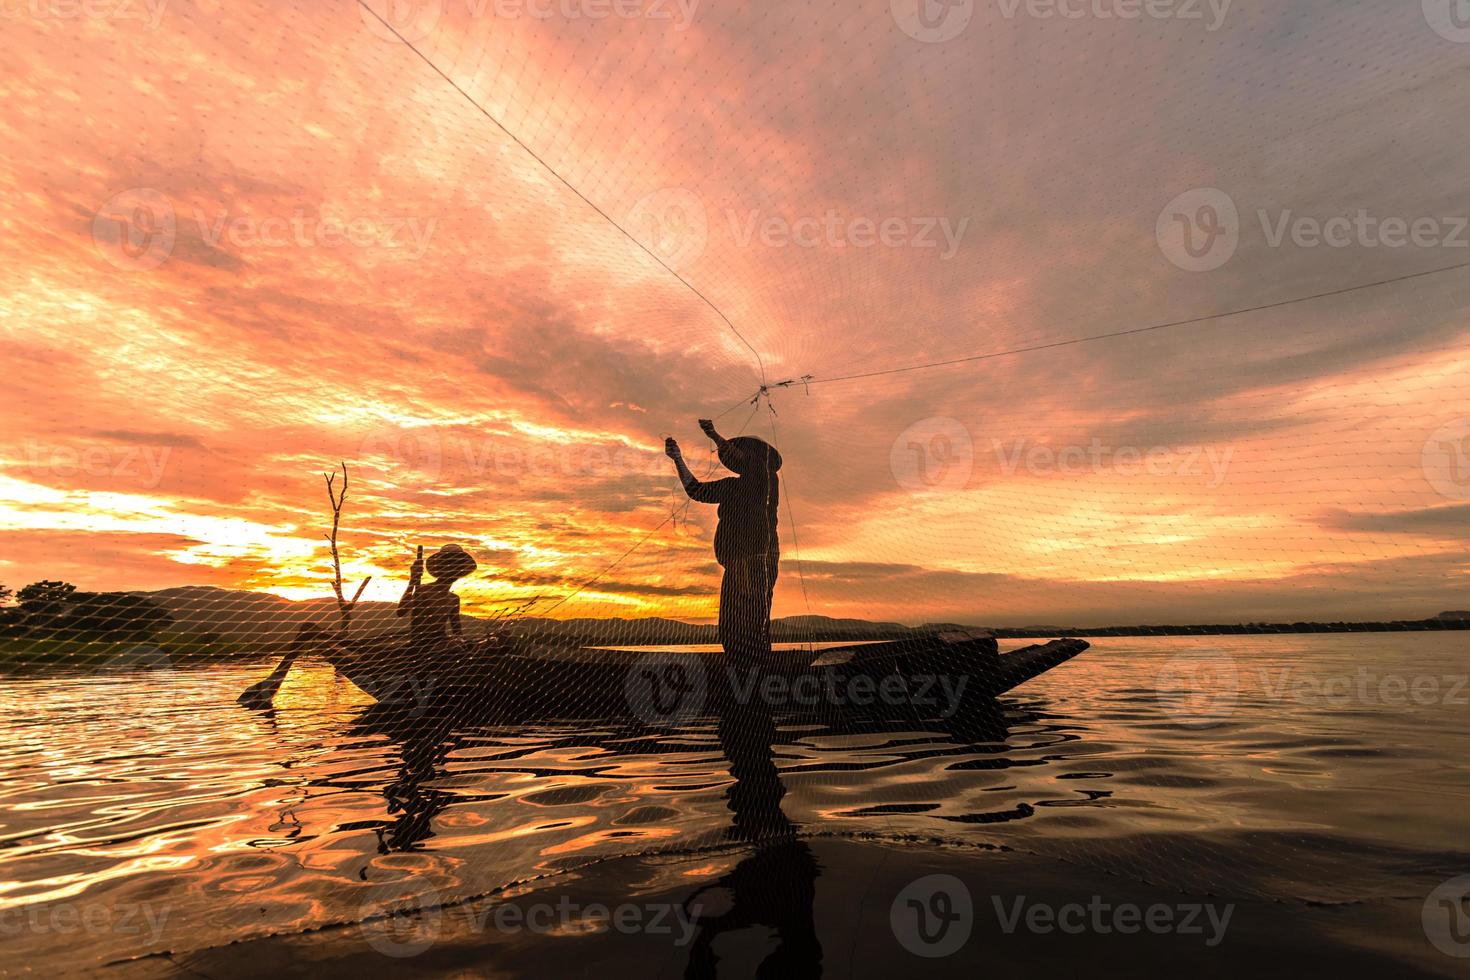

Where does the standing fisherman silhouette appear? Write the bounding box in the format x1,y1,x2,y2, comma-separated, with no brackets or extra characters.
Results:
665,419,783,662
396,544,476,654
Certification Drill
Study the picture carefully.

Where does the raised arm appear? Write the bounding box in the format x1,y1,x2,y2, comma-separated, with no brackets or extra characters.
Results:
396,546,424,617
698,418,728,449
666,436,732,503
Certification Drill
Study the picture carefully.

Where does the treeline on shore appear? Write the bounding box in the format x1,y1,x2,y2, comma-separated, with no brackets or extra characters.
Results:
2,582,1465,671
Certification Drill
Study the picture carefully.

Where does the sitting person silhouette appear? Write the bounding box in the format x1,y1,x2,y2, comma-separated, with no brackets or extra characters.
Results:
396,544,476,653
665,419,782,662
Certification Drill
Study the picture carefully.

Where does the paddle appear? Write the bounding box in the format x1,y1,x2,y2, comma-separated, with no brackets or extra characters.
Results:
238,624,320,708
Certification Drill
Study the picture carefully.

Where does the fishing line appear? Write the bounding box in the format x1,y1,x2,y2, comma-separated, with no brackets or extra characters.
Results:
355,0,767,385
804,259,1470,387
765,405,815,628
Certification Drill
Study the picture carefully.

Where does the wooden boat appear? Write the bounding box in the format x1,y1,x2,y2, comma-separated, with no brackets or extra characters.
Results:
314,630,1088,724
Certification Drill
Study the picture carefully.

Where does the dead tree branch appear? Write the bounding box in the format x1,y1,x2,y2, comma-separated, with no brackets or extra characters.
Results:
324,462,372,635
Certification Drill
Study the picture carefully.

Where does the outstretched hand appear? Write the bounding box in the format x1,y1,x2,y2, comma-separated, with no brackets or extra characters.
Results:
410,544,424,580
664,437,682,459
698,419,718,439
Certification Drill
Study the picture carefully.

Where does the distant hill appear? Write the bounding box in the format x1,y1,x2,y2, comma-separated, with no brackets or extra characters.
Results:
131,587,973,649
108,586,1470,650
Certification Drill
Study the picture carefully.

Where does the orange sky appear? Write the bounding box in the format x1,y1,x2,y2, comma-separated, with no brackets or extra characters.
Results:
2,1,1468,626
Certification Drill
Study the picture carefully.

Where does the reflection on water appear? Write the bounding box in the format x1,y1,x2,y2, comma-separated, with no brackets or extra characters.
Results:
1,635,1469,971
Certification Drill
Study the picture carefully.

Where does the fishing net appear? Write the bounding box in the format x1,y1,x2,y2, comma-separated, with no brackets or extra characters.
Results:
3,0,1470,966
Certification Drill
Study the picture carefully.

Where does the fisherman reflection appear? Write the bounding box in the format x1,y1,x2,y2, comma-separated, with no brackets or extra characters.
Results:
353,710,459,853
682,697,821,977
665,419,782,664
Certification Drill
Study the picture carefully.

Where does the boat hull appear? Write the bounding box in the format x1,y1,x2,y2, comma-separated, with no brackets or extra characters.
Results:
318,632,1088,723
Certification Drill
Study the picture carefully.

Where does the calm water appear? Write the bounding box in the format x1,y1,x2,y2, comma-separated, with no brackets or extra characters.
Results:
2,634,1468,973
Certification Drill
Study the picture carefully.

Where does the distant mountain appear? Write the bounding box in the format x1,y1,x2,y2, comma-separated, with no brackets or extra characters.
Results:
136,586,414,645
1438,611,1470,621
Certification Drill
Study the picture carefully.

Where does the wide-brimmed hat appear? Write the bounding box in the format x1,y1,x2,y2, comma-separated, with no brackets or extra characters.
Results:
424,543,477,579
719,436,783,474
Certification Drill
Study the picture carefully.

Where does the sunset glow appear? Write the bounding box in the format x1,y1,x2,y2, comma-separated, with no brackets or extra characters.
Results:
2,2,1468,626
